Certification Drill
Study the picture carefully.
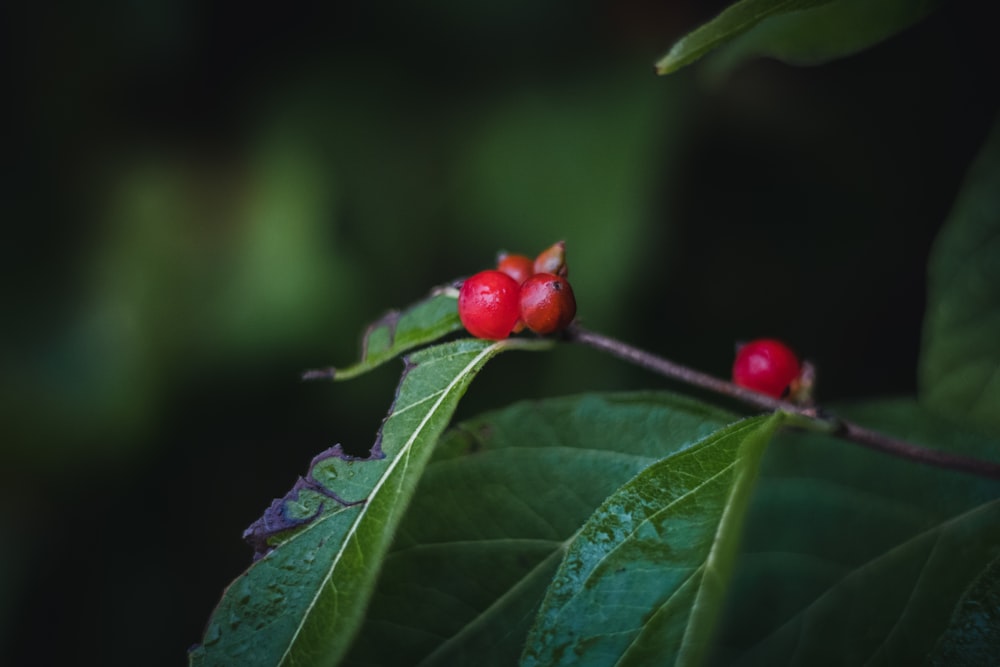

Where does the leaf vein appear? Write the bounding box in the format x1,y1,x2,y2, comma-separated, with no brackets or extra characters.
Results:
277,343,501,666
549,459,738,632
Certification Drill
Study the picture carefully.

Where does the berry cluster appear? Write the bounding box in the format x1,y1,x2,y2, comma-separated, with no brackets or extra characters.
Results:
461,245,805,400
731,338,803,399
458,241,577,340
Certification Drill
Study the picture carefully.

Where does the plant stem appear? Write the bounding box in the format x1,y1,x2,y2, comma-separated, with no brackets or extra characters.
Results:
565,325,1000,480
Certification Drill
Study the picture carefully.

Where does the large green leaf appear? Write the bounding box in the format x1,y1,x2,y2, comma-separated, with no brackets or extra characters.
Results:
701,0,940,80
342,392,740,666
522,414,784,667
920,120,1000,436
709,399,1000,665
654,0,836,75
189,337,549,667
304,287,463,381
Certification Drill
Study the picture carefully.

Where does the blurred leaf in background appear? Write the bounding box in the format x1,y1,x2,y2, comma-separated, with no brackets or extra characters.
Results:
920,121,1000,437
657,0,942,81
4,141,361,464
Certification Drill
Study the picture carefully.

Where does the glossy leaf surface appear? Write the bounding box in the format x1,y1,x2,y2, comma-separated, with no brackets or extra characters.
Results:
654,0,835,75
342,392,739,666
710,399,1000,665
522,414,783,667
701,0,940,79
189,337,548,667
920,120,1000,436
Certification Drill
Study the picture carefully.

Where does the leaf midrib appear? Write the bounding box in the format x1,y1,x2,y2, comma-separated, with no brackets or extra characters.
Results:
675,416,777,667
277,341,503,666
543,457,739,635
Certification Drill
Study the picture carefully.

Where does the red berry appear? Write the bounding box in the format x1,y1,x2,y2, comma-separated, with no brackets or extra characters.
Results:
496,252,534,285
519,273,576,335
732,339,801,398
458,270,521,340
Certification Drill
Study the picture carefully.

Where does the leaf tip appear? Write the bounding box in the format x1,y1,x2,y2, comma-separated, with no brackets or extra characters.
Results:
654,35,690,76
654,48,687,76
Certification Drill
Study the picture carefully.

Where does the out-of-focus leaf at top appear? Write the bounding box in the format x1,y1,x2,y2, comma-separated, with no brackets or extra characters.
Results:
920,120,1000,436
700,0,941,81
654,0,836,75
188,337,550,667
304,287,463,382
709,399,1000,665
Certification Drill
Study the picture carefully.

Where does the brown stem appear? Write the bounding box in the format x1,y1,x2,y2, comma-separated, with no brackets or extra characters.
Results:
565,325,1000,480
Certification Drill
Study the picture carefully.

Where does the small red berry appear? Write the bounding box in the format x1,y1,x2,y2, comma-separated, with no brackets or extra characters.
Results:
496,252,535,285
519,273,577,335
732,339,801,398
458,270,521,340
534,241,568,277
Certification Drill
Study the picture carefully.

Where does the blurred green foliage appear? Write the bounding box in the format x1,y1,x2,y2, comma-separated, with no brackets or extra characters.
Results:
2,0,997,665
920,122,1000,436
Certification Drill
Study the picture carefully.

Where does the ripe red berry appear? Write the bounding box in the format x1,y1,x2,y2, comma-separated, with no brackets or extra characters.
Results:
496,252,534,285
458,270,521,340
732,339,801,398
519,273,576,335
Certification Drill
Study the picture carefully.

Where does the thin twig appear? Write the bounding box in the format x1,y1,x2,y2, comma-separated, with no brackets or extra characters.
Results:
565,324,1000,480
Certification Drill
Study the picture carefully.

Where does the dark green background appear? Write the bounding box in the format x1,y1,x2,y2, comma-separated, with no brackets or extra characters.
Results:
2,1,997,664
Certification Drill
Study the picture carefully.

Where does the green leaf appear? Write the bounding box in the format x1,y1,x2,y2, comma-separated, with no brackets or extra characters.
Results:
654,0,836,76
701,0,940,80
189,337,550,667
927,553,1000,664
709,399,1000,665
920,120,1000,436
522,414,784,667
306,287,463,381
342,392,739,666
